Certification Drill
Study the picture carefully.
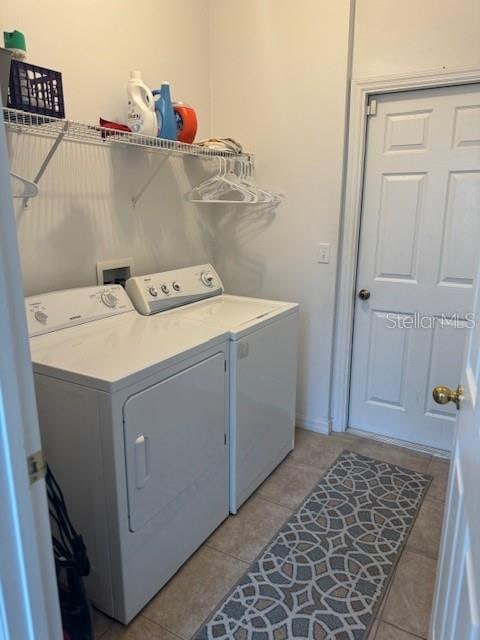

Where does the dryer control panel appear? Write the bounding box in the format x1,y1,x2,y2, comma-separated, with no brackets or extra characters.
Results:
26,285,134,337
125,264,224,315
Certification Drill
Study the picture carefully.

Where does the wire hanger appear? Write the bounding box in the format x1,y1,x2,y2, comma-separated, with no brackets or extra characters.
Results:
10,172,39,199
185,157,283,205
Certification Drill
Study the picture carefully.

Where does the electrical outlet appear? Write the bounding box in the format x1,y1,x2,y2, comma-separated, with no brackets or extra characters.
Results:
317,243,330,264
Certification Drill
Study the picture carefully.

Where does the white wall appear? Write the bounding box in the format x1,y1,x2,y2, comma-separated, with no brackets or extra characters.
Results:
209,0,480,433
3,0,480,430
353,0,480,78
209,0,353,432
1,0,215,295
1,0,212,129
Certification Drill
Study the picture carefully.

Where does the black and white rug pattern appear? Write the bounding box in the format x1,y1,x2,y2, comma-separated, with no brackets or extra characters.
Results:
195,450,431,640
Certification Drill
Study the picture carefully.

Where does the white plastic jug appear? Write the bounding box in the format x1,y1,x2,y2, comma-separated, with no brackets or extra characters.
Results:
127,71,158,137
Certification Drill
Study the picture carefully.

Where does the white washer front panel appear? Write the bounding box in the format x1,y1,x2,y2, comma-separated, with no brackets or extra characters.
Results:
230,313,298,510
123,352,226,532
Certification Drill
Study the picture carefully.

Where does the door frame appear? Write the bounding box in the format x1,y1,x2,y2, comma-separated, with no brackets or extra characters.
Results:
331,65,480,433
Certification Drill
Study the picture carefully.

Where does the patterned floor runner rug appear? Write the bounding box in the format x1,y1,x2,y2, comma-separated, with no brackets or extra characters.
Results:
195,450,431,640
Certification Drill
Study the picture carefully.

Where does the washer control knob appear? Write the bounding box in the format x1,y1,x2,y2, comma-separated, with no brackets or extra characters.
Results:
34,310,48,324
101,292,118,308
148,287,158,297
201,271,214,287
161,283,170,295
172,281,181,292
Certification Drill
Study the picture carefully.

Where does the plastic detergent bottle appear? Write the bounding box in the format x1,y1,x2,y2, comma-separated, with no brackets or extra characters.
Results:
153,82,177,140
126,71,157,137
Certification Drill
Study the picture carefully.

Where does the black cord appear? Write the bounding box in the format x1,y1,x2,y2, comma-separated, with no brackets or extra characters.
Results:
47,467,77,540
49,509,71,554
46,465,90,577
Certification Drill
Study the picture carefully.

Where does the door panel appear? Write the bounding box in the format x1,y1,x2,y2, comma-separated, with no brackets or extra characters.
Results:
375,173,425,281
366,310,411,409
384,109,432,153
453,105,480,147
123,352,226,532
439,172,480,286
431,239,480,639
350,84,480,449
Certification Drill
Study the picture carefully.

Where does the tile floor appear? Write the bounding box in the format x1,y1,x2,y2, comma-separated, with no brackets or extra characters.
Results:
93,429,449,640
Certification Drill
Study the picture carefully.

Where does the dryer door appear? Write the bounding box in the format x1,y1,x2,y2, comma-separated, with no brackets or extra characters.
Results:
123,352,226,532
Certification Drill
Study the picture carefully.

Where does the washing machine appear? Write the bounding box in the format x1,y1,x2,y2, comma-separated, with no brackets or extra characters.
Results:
25,284,230,623
126,265,299,513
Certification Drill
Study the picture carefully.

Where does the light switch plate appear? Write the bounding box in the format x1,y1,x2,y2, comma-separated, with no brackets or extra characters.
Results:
317,243,330,264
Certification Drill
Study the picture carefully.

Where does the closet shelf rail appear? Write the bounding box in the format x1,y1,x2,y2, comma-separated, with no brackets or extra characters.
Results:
2,108,254,161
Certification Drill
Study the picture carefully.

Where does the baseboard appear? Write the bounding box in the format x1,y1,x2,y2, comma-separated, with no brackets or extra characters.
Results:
295,414,330,435
347,427,451,460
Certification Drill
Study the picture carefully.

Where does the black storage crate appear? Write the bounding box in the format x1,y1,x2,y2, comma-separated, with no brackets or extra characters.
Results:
8,59,65,118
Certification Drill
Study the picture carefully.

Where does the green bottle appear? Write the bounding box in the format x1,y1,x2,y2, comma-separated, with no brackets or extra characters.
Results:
4,30,27,60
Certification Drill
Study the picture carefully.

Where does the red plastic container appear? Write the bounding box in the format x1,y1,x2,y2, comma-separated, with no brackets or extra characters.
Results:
173,102,197,143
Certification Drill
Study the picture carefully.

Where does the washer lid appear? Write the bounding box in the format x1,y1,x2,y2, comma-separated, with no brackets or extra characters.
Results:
30,313,228,392
178,294,299,336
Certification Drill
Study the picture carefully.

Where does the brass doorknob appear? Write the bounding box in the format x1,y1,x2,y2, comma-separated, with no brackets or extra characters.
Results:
358,289,370,300
432,385,464,410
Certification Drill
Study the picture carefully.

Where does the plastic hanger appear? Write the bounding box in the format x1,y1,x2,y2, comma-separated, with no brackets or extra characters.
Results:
186,158,256,204
235,158,283,204
10,172,39,199
186,156,283,205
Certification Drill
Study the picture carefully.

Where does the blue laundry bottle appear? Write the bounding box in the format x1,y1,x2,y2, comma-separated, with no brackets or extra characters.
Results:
153,82,177,140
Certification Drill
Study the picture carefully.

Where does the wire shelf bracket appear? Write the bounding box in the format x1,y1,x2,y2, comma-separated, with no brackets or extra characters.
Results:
131,154,170,208
22,120,69,208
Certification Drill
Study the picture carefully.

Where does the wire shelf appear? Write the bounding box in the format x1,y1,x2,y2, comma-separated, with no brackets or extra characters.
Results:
2,108,253,162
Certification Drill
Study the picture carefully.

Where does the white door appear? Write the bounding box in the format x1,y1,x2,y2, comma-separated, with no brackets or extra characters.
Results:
430,249,480,639
349,84,480,450
0,110,62,637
